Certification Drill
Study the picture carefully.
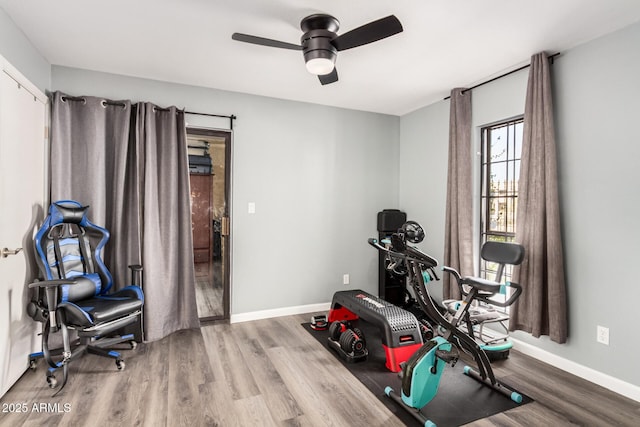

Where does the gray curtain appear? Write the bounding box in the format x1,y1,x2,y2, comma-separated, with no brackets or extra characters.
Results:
443,88,474,300
50,92,138,289
136,103,199,342
50,92,199,342
509,52,568,343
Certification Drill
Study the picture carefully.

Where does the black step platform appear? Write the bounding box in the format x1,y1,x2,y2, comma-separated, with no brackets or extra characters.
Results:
328,290,423,372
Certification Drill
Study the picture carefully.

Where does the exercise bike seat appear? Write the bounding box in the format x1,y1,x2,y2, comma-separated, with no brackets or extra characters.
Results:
443,241,525,308
460,276,504,294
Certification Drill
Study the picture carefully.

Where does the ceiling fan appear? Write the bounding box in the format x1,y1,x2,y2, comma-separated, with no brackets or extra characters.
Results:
232,14,403,85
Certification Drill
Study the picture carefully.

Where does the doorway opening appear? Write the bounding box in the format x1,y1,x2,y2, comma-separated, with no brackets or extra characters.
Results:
187,127,231,322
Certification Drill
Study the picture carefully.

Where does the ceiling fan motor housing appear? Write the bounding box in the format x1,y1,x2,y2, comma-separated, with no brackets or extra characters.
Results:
300,14,339,74
301,29,337,67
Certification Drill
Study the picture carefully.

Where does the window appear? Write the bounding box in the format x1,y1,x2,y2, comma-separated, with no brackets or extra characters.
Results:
479,117,523,293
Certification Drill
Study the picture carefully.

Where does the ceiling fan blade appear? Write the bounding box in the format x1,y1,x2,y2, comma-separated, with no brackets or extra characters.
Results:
232,33,302,50
331,15,403,51
318,68,339,85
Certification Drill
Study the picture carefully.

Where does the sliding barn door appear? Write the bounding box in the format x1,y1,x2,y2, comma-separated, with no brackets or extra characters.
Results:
0,57,47,397
187,128,231,321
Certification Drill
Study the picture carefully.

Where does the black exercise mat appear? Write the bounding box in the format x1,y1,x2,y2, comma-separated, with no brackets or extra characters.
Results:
303,319,532,426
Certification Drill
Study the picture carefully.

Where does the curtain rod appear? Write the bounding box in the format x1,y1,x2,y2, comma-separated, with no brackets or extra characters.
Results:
149,105,237,130
184,110,237,130
443,52,560,100
59,96,237,130
60,95,127,107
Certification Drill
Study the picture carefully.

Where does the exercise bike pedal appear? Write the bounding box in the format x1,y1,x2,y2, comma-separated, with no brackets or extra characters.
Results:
397,362,407,379
436,346,460,366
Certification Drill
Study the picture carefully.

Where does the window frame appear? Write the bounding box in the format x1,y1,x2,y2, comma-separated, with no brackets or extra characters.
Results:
478,116,524,294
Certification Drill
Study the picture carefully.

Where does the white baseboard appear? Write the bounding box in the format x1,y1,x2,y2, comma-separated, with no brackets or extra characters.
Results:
230,302,331,324
511,337,640,402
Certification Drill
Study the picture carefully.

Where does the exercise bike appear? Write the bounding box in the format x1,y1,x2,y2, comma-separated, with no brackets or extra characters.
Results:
369,224,522,425
378,222,524,360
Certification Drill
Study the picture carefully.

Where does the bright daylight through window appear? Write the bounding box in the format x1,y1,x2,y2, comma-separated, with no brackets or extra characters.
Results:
480,118,523,303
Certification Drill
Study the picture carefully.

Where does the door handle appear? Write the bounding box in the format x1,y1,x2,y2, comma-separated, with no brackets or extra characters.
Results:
2,247,23,258
221,217,230,236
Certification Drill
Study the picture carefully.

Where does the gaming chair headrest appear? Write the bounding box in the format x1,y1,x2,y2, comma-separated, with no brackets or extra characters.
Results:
51,202,90,225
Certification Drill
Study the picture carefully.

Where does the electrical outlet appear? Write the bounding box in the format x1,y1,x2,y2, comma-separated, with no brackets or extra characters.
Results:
343,274,350,285
597,325,609,345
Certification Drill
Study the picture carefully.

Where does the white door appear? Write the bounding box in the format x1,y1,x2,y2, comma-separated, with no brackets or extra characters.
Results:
0,59,47,398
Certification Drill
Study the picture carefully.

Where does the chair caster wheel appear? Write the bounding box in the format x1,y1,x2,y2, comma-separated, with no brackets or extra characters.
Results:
47,374,58,389
130,341,137,350
116,359,125,370
29,359,38,370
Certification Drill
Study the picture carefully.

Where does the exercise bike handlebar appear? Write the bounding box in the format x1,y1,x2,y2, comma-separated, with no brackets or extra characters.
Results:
441,266,461,281
367,238,438,269
368,238,406,262
491,282,522,307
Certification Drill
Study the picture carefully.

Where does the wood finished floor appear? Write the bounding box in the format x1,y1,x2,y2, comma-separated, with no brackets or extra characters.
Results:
1,313,638,427
195,275,224,318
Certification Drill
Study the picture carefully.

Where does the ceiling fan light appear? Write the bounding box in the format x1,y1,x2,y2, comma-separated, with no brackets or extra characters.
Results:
305,57,335,75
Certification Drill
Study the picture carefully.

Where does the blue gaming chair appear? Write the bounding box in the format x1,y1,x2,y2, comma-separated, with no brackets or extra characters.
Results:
27,200,144,393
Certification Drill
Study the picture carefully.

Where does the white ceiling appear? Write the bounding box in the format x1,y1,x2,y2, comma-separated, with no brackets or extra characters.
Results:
2,0,640,115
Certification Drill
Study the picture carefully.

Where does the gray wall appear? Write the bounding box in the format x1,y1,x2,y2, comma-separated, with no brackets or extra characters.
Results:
399,21,640,387
51,66,400,315
398,101,450,302
0,7,50,92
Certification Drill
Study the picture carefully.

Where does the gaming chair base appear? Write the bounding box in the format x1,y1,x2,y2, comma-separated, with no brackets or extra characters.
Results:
29,324,139,394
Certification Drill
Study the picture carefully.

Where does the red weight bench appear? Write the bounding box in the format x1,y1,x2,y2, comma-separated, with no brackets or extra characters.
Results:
328,290,423,372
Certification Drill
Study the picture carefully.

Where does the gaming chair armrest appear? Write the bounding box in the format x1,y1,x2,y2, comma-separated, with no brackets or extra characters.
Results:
28,279,78,289
28,279,78,329
128,264,143,287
